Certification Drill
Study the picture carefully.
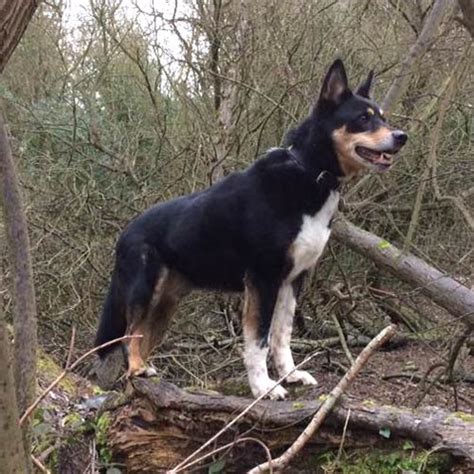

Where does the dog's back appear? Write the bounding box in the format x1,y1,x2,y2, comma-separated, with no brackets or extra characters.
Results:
95,59,407,398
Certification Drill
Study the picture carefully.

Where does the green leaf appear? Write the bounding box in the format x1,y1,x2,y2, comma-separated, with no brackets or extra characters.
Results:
106,468,122,474
208,459,226,474
33,422,52,437
379,426,391,439
403,440,415,450
292,402,305,409
377,240,390,250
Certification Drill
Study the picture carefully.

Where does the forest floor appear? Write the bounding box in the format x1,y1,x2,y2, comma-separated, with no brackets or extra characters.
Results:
35,293,473,473
145,294,474,414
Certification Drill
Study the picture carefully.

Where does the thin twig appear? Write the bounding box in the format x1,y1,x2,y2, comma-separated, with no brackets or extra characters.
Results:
248,324,397,473
65,326,76,369
336,408,351,463
20,335,142,425
175,436,273,473
331,313,355,365
32,454,50,474
168,350,322,473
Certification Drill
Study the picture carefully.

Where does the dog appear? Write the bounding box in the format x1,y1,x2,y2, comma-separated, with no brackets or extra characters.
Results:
95,59,407,399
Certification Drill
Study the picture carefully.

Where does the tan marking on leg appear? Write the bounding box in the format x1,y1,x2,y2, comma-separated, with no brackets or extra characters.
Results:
242,275,259,338
150,267,169,307
242,275,287,400
126,271,190,378
147,271,189,352
127,320,150,377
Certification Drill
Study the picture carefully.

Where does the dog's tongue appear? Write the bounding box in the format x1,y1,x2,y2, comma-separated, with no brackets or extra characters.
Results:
356,146,393,165
357,146,381,162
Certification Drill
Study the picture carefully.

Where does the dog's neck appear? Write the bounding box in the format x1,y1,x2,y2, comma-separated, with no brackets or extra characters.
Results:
285,117,361,188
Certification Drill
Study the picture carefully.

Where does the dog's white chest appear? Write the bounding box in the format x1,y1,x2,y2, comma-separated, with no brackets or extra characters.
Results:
289,191,339,279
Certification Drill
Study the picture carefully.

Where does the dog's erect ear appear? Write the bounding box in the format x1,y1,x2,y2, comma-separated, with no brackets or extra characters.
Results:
318,59,350,107
355,70,374,98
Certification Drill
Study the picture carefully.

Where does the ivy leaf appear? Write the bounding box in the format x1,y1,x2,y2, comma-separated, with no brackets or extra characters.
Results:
106,468,122,474
379,426,391,438
402,440,415,450
208,459,226,474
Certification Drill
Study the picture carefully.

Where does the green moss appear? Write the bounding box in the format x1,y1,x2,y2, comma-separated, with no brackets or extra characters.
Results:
292,401,306,409
37,349,77,395
377,240,391,250
62,412,84,430
362,399,377,407
446,411,474,423
315,448,452,473
92,385,106,396
213,379,250,396
94,413,113,464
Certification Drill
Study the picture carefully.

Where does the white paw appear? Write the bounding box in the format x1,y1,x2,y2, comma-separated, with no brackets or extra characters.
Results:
251,379,288,400
143,366,158,377
127,365,158,378
285,370,318,386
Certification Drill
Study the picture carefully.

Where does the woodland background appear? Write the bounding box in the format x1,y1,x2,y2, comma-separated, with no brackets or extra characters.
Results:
0,0,473,472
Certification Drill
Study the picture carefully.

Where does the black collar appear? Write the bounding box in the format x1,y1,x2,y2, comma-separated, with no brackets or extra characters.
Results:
287,147,341,190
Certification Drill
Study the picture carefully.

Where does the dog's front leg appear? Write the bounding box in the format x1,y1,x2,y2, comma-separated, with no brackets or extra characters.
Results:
271,283,317,386
242,275,288,400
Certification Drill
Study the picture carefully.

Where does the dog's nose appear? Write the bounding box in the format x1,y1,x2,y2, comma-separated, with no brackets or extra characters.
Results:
392,130,408,146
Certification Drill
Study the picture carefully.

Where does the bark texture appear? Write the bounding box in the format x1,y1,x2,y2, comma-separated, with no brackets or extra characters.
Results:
0,0,40,74
457,0,474,38
332,218,474,329
107,378,473,472
382,0,458,113
0,316,28,474
0,111,37,469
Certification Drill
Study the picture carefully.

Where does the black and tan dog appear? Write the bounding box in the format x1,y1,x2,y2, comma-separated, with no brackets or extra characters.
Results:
95,59,407,399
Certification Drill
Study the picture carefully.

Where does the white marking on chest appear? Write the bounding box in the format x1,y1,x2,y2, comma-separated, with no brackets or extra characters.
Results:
289,190,339,280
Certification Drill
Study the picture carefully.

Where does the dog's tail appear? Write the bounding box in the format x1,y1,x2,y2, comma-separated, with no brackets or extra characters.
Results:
95,242,161,359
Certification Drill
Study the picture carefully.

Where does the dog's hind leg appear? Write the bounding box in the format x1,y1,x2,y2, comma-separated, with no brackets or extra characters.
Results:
127,269,189,377
270,282,317,386
242,274,288,400
126,309,158,377
120,243,162,378
146,271,189,360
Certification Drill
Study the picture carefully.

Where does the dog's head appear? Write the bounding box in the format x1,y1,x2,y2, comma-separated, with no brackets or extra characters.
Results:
315,59,408,176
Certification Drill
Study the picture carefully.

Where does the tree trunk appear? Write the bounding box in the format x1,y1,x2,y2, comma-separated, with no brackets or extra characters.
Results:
382,0,458,113
0,314,28,474
0,3,40,470
107,378,473,472
332,218,474,329
207,0,250,183
0,111,37,471
457,0,474,38
0,0,40,74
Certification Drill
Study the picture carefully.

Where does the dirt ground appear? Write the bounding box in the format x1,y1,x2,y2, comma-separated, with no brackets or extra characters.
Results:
149,296,473,415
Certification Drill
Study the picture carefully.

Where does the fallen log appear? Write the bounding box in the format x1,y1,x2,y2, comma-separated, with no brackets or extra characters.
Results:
107,378,474,472
332,218,474,329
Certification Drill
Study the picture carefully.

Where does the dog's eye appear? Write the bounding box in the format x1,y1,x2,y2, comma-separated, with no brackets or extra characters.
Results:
358,113,370,123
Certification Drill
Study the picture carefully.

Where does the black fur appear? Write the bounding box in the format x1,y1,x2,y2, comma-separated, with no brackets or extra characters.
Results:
95,59,407,367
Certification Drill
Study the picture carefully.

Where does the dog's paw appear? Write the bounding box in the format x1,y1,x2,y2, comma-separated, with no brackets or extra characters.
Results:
251,379,288,400
127,365,158,378
268,383,289,400
286,370,318,386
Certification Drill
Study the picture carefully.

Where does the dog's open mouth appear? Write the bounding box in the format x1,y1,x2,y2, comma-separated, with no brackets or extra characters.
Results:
355,146,394,169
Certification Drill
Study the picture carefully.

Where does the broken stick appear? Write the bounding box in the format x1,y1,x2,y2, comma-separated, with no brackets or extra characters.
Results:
247,323,397,474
